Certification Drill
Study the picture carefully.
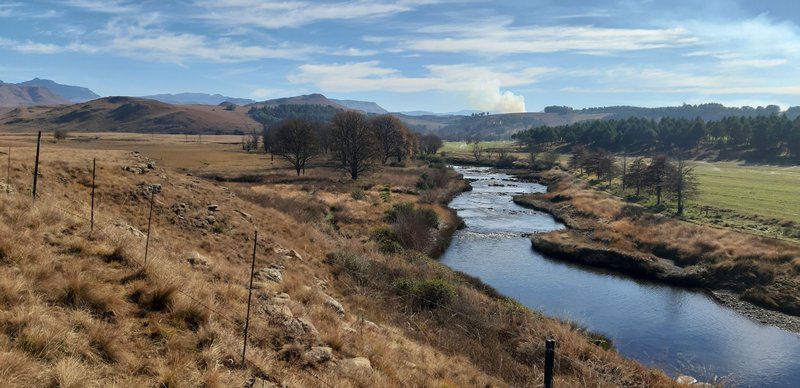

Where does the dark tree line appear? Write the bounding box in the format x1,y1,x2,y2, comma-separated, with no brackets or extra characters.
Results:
569,147,698,215
514,114,800,160
260,111,440,179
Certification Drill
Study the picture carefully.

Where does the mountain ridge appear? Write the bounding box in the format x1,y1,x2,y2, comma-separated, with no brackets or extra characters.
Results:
17,78,99,103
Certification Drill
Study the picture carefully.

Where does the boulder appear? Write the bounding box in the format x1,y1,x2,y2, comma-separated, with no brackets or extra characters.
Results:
185,251,209,268
304,346,333,365
676,375,697,385
207,204,219,212
324,295,345,317
338,357,372,376
255,268,283,284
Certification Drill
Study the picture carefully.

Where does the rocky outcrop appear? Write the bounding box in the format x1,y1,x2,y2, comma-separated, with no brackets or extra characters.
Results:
338,357,372,376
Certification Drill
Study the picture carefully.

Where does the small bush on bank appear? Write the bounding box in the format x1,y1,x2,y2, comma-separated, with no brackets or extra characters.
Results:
393,277,456,309
385,203,439,253
325,250,371,285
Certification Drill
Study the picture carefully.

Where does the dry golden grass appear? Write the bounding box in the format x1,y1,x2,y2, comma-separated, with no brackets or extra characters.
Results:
0,135,678,387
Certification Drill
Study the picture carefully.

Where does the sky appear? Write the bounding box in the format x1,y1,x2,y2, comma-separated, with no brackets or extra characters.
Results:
0,0,799,113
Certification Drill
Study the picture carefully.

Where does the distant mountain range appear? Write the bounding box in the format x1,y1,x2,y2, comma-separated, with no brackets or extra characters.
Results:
139,93,255,106
331,99,388,114
17,78,99,103
2,78,799,140
0,81,70,107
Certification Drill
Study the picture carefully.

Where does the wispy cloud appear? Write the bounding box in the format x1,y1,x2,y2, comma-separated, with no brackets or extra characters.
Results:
192,0,440,29
60,0,139,14
399,18,698,55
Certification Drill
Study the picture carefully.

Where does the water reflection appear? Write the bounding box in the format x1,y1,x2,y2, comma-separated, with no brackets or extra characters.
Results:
440,166,800,387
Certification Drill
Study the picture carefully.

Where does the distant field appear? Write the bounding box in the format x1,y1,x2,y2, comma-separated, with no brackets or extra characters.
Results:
691,161,800,223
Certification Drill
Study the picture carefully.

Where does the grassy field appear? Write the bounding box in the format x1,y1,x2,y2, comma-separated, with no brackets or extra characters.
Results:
440,140,516,157
691,161,800,223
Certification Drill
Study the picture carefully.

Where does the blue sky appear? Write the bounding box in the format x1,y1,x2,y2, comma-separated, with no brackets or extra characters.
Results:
0,0,798,112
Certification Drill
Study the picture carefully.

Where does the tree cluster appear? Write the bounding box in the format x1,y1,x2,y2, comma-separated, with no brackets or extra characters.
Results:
514,114,800,160
570,147,698,215
261,112,435,179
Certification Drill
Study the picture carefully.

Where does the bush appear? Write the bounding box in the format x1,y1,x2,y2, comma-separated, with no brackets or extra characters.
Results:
393,278,455,309
416,168,450,191
350,187,366,200
53,129,68,142
325,250,371,285
385,203,439,252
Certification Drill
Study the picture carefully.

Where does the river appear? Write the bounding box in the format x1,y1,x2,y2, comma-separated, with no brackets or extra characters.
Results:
440,166,800,387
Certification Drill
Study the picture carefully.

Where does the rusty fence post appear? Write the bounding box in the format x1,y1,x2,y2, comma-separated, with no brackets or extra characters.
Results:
242,230,258,367
544,339,555,388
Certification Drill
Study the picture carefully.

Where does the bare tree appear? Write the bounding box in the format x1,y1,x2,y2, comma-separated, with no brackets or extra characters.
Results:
272,119,318,176
670,155,698,215
419,134,443,156
330,111,377,180
471,142,484,163
370,115,409,165
242,130,259,152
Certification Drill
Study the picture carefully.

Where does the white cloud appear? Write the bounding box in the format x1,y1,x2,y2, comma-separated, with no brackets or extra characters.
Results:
193,0,440,29
0,15,321,63
401,19,697,55
562,66,800,96
60,0,138,14
288,61,551,112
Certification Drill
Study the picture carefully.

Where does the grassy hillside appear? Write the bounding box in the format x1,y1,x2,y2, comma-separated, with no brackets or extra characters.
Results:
0,97,261,135
0,134,676,387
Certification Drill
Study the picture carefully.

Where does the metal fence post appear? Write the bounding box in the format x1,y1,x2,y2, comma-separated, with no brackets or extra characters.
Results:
32,131,41,200
242,230,258,367
544,339,555,388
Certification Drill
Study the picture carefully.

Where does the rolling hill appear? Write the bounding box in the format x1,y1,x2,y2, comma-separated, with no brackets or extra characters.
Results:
140,92,255,106
249,93,347,109
0,96,261,134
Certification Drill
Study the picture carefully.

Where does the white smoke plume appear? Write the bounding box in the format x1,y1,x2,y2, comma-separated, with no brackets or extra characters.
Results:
467,80,526,113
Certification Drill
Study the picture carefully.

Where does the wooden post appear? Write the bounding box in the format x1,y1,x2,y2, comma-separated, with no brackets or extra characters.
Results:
90,158,96,233
143,189,155,267
544,339,555,388
6,146,10,195
242,230,258,367
32,131,41,200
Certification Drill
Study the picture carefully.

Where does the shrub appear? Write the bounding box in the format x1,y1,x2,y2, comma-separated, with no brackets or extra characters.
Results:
350,187,366,200
379,239,403,254
380,185,391,202
386,203,439,252
325,250,371,285
393,278,456,309
53,129,68,142
416,168,450,191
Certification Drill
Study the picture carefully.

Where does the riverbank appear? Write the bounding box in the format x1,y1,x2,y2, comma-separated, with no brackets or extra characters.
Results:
512,168,800,332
